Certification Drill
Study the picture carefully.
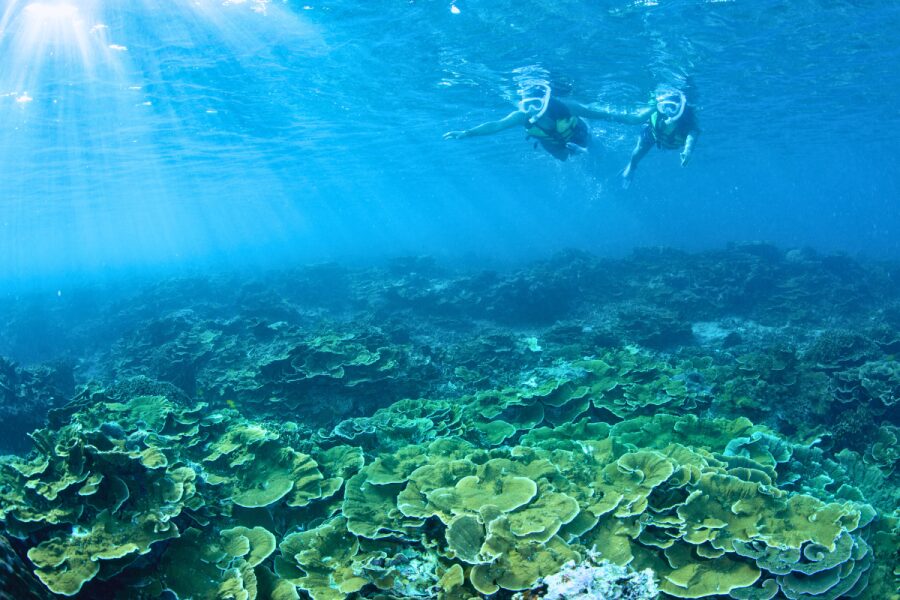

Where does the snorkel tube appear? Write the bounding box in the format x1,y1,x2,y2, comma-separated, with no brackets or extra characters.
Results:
518,84,552,124
657,90,686,126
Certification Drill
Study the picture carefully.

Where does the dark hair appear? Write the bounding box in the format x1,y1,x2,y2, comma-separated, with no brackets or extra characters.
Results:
524,85,549,98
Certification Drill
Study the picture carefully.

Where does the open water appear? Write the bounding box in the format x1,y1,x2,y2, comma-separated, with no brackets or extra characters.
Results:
1,0,899,286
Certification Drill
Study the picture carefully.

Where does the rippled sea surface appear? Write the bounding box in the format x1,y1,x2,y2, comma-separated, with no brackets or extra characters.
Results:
1,0,899,282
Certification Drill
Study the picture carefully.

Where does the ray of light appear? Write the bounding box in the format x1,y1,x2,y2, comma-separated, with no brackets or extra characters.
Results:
0,0,326,281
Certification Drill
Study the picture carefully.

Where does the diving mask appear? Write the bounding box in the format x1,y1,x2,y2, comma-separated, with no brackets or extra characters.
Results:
518,85,551,124
656,91,686,124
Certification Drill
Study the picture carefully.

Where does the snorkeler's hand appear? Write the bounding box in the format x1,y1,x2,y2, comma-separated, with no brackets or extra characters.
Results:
680,148,692,166
443,130,469,140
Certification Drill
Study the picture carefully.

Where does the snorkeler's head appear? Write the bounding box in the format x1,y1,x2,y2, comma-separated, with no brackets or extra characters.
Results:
656,90,686,123
518,84,551,123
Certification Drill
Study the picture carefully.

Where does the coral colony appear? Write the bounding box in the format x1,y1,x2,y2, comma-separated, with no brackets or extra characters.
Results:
0,245,897,598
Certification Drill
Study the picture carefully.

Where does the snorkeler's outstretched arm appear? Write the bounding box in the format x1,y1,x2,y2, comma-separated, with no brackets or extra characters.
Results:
566,101,654,125
443,110,528,139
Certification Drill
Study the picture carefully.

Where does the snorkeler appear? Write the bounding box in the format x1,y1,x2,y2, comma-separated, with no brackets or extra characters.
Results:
588,89,699,188
443,85,598,161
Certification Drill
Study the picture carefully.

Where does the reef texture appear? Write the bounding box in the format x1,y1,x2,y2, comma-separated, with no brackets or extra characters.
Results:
0,358,72,455
0,244,897,599
523,551,659,599
0,534,50,599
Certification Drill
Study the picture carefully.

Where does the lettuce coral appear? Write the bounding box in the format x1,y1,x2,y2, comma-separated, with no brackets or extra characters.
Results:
0,370,894,599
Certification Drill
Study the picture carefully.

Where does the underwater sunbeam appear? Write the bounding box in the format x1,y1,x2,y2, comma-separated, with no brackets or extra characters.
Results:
1,0,103,96
24,1,79,21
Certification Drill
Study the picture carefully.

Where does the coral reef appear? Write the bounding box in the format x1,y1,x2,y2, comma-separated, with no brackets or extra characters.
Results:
0,534,49,599
0,358,73,454
0,381,895,599
103,316,434,425
524,552,658,600
0,246,898,599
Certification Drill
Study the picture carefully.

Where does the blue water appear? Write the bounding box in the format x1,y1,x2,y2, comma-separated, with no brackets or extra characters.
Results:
2,0,899,286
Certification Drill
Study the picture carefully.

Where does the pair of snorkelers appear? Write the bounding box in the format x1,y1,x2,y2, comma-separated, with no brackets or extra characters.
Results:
444,84,699,188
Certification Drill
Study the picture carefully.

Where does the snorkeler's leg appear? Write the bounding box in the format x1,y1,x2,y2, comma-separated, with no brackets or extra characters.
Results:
621,128,654,189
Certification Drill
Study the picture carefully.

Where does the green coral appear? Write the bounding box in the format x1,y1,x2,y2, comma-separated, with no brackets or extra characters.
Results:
0,396,210,594
0,354,895,600
866,424,899,474
160,527,265,600
857,359,900,408
275,516,368,600
205,329,424,424
0,393,335,597
28,508,180,595
221,526,277,567
327,397,464,453
204,435,324,509
456,350,709,449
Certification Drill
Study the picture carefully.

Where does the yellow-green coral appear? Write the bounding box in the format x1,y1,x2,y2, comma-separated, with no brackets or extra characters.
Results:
275,516,367,600
29,509,179,596
160,527,262,600
0,366,893,600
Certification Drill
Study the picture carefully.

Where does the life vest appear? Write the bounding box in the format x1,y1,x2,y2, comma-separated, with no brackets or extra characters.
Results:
649,109,691,149
524,99,582,147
